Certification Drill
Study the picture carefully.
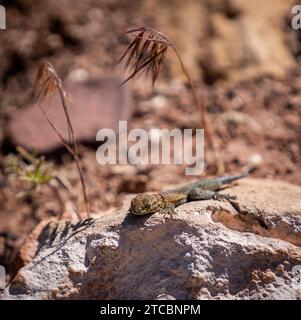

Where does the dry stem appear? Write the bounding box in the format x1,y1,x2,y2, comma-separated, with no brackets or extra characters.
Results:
36,61,90,218
119,27,223,172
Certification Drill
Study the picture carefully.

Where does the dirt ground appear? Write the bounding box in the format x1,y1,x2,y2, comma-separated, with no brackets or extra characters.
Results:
0,0,301,280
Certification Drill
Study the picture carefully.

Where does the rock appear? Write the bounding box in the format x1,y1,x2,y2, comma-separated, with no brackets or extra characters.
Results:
19,217,61,266
3,179,301,300
148,0,296,83
7,76,132,153
211,179,301,246
201,0,296,82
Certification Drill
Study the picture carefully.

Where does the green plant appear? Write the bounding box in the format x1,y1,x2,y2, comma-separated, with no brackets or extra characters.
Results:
35,62,90,217
5,146,79,218
4,146,53,191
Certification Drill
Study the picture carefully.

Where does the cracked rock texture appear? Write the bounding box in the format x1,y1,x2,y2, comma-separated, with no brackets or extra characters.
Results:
3,179,301,300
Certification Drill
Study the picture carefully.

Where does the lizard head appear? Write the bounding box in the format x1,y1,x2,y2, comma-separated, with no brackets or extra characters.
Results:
130,193,163,215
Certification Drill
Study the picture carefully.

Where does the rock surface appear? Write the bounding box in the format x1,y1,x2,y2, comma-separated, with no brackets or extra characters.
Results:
150,0,296,82
201,0,296,82
7,76,132,153
3,179,301,300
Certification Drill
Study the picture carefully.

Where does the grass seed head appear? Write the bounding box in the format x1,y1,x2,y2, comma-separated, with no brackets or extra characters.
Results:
119,27,171,86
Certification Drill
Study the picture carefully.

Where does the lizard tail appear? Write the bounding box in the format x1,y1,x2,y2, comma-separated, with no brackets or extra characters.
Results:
218,167,255,185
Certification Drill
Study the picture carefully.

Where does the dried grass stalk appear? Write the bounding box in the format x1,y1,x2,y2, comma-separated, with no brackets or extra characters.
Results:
119,27,222,172
36,61,90,218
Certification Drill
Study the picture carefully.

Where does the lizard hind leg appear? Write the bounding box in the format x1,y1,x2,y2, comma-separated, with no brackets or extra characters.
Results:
188,188,237,202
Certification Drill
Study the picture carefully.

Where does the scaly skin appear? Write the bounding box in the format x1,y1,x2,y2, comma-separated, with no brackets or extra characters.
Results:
130,171,251,215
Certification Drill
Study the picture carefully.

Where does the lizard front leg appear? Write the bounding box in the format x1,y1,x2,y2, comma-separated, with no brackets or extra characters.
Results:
159,201,176,218
187,188,237,202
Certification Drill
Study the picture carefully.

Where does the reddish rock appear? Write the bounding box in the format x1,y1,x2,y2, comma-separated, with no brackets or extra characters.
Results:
8,77,132,153
3,179,301,299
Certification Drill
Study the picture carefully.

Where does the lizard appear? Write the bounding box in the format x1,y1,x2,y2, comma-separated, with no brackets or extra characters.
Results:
130,169,254,216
